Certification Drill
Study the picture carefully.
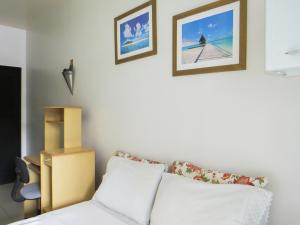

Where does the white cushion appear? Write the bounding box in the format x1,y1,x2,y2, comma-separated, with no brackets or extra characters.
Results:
150,173,273,225
93,156,165,225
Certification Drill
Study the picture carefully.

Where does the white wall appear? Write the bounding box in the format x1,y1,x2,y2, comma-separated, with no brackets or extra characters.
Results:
0,25,27,156
26,1,300,225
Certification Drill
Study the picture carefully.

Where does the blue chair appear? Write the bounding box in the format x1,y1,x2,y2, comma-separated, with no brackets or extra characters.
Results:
11,157,41,203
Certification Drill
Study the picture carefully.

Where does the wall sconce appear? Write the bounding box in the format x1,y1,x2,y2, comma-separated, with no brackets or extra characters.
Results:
62,59,75,95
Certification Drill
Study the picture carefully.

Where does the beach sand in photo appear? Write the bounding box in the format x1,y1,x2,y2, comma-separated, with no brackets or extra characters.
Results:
182,43,232,64
182,46,205,64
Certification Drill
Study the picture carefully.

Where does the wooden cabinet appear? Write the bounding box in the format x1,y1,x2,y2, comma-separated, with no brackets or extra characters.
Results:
40,148,95,213
24,106,95,217
266,0,300,76
41,107,95,212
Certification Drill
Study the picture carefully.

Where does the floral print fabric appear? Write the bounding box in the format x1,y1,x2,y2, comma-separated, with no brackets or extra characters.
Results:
169,161,268,188
115,151,162,164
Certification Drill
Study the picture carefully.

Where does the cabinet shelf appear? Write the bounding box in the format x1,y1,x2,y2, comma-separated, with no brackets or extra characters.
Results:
46,120,64,124
44,106,82,151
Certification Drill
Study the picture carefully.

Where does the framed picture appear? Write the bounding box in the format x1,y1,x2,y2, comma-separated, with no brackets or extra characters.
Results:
114,0,157,64
173,0,247,76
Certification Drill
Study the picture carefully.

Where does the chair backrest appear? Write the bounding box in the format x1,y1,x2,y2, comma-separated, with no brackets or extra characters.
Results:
11,157,30,202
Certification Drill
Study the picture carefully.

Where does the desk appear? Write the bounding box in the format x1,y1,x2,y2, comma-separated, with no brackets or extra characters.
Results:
24,155,40,166
24,155,40,218
24,148,95,217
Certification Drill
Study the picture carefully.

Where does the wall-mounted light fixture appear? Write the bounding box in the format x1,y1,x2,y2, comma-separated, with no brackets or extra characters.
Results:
62,59,75,95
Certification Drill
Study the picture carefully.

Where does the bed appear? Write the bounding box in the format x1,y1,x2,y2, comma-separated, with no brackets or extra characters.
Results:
10,201,139,225
10,153,272,225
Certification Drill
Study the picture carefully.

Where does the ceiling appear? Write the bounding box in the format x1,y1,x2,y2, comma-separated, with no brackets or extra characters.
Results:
0,0,28,29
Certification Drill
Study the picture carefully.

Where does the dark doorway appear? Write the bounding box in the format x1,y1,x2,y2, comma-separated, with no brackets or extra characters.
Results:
0,65,21,185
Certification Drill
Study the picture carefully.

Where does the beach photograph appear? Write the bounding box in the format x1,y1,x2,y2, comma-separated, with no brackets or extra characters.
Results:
120,12,150,55
181,10,234,65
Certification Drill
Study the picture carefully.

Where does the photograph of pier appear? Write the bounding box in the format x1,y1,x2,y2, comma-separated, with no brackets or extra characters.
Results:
181,10,234,65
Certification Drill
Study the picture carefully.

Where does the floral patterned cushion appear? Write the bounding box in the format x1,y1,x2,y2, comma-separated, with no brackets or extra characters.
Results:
115,151,162,164
169,161,268,188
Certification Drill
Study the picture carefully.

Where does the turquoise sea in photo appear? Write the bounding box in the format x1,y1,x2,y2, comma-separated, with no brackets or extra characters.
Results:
210,37,233,53
120,12,150,55
183,37,233,54
121,38,150,55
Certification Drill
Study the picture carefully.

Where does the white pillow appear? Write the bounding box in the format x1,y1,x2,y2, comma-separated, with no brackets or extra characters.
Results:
93,156,165,225
150,173,273,225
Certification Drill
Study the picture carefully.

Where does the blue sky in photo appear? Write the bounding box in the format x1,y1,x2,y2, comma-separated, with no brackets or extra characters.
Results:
182,10,233,47
120,12,149,45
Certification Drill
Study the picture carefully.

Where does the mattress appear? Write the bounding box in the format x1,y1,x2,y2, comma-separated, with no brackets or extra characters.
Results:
9,201,141,225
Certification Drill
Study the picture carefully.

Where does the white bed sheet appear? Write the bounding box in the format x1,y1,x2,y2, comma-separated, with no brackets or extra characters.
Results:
9,201,141,225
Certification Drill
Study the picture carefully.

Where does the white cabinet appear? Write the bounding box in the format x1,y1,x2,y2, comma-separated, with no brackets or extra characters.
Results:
266,0,300,76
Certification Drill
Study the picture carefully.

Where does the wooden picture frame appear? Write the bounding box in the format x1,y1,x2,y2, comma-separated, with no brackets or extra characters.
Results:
114,0,157,65
173,0,247,76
